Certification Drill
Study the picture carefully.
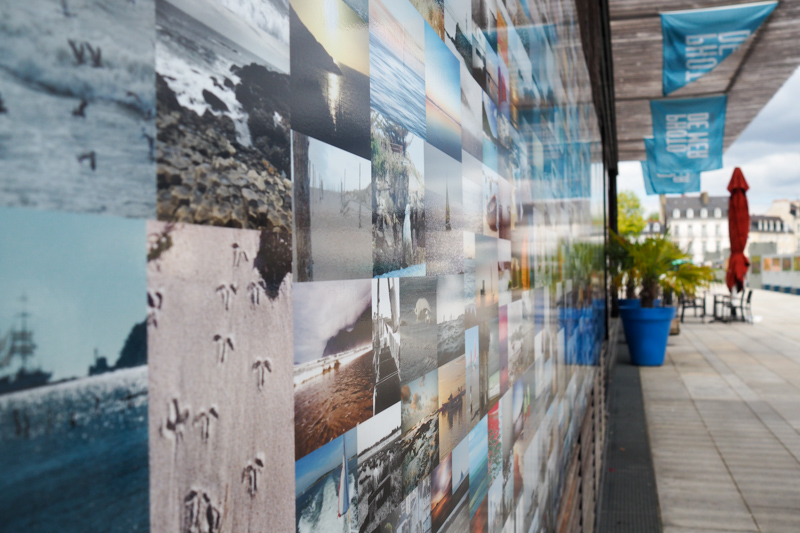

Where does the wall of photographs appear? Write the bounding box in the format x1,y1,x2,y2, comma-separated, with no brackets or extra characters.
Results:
0,0,607,531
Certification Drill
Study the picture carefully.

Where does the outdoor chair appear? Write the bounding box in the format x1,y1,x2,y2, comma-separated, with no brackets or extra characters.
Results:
729,289,752,323
680,291,706,323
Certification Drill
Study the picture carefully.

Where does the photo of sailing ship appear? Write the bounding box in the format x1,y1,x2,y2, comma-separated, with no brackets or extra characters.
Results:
372,110,427,277
296,427,358,533
425,23,461,161
0,207,148,532
293,132,372,281
0,0,155,219
424,143,463,276
147,221,295,532
401,369,439,496
294,279,374,459
437,355,468,461
156,0,293,230
357,401,402,533
370,0,426,140
436,274,466,367
290,0,370,159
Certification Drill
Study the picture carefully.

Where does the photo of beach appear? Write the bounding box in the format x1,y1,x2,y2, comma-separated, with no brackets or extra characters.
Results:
296,428,358,533
294,279,374,459
0,0,155,218
424,143,463,276
438,355,468,461
425,23,461,162
358,401,402,533
401,369,439,496
436,275,466,366
156,0,292,230
468,415,489,519
293,132,372,281
0,208,147,532
411,0,445,39
370,0,426,139
147,221,295,532
399,277,438,384
290,0,370,159
372,111,426,277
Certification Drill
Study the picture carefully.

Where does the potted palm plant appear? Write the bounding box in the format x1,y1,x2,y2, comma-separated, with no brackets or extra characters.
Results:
612,233,713,366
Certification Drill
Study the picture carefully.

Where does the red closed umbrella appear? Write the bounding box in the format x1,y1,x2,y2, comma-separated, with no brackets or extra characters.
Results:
726,167,750,292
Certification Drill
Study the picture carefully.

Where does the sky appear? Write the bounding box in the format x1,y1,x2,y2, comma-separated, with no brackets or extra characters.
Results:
452,436,470,492
357,401,400,455
469,415,489,477
426,142,463,199
292,0,369,75
308,134,370,191
436,274,465,323
295,427,357,496
426,22,462,126
293,279,371,365
401,368,439,433
0,208,146,381
618,66,800,217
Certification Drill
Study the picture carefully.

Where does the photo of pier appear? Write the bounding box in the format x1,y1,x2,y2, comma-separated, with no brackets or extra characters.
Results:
437,355,468,461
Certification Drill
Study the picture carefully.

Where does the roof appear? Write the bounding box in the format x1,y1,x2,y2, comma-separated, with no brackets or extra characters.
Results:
610,0,800,161
751,214,794,233
665,195,728,219
641,221,665,235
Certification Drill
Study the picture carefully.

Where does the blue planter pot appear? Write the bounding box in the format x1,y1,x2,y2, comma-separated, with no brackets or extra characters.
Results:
618,298,641,309
619,306,676,366
653,298,662,307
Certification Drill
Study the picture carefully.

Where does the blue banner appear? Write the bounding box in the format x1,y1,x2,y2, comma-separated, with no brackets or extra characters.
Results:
650,95,727,173
641,138,701,195
662,2,777,95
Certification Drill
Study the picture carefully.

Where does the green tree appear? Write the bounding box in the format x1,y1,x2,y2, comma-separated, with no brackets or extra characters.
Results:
646,211,660,223
617,190,646,236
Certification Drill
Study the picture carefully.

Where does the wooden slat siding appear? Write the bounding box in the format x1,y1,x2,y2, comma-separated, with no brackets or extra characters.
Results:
609,0,800,161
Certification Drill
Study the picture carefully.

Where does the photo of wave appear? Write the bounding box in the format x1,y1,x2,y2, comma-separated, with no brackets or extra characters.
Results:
0,0,155,218
156,0,292,231
147,222,295,532
295,280,374,459
372,111,426,277
291,0,370,160
425,24,461,162
436,274,466,366
401,369,439,496
296,428,359,533
293,132,372,281
424,143,463,276
357,402,402,533
437,355,467,461
468,414,489,519
399,277,438,384
370,0,425,140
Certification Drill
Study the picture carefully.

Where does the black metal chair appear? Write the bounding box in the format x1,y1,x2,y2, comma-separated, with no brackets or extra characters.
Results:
680,291,706,323
729,290,752,323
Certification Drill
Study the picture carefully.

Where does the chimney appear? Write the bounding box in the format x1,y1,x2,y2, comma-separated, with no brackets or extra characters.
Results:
701,191,709,205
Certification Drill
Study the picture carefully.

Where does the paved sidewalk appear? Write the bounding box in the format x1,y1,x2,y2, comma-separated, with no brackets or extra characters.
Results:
641,289,800,532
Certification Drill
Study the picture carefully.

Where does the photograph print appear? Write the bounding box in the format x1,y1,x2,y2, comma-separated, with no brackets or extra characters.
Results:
294,279,374,459
156,0,292,230
438,354,468,462
424,143,463,276
372,278,402,415
291,0,370,159
468,414,489,520
399,276,438,385
0,0,155,218
295,427,358,533
401,369,439,497
443,0,474,68
397,473,431,533
293,131,372,281
436,274,466,367
370,0,426,140
425,22,461,162
372,111,426,277
358,401,403,533
410,0,445,39
436,437,471,533
147,221,295,532
0,208,148,533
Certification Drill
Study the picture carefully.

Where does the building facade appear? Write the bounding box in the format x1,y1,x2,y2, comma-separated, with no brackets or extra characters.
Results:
766,199,800,252
749,214,796,255
664,194,730,264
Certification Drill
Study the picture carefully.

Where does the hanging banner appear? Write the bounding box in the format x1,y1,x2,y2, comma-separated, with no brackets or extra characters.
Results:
641,138,701,195
650,94,727,173
661,1,777,95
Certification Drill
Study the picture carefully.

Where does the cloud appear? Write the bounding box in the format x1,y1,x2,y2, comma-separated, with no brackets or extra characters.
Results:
401,384,411,403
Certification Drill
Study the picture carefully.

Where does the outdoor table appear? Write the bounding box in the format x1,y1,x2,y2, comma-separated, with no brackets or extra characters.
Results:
712,294,731,323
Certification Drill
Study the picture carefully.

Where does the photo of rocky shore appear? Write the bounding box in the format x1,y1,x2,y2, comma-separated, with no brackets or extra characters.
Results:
155,0,291,232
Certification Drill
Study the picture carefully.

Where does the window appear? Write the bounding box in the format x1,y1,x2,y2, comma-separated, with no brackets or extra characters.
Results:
714,208,721,218
674,225,680,237
687,208,694,219
701,208,708,218
715,224,721,236
701,224,707,237
701,241,707,253
673,208,680,219
653,222,661,232
717,241,722,252
687,224,693,237
759,220,763,231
